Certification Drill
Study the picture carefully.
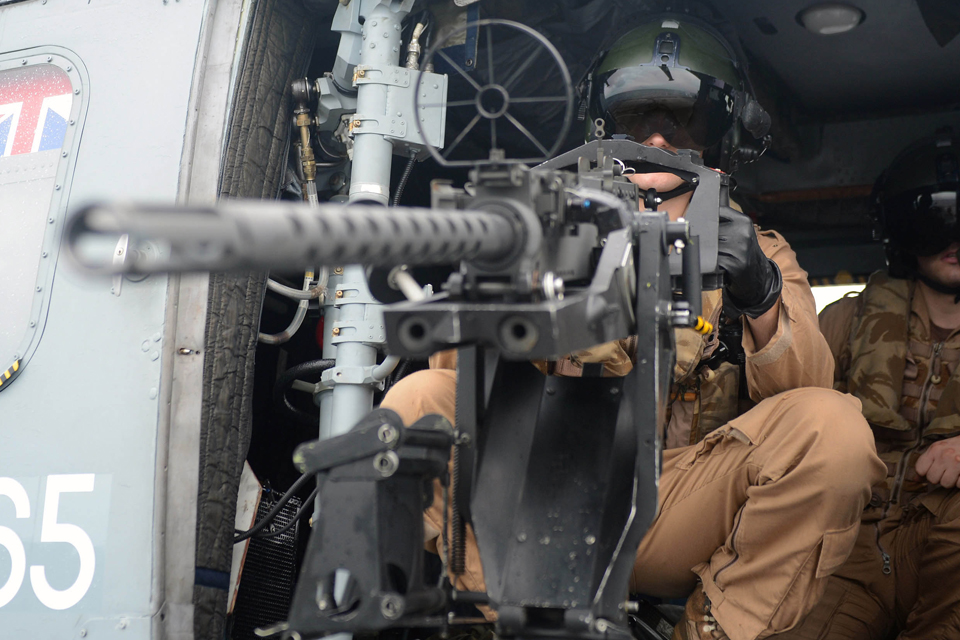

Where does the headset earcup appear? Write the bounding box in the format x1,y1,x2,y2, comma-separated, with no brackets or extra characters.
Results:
741,98,771,139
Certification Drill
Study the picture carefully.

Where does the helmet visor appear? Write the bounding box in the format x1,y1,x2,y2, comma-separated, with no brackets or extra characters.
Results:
594,66,737,150
886,189,960,256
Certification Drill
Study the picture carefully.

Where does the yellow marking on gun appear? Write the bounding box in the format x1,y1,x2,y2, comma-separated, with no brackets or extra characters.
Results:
694,316,713,335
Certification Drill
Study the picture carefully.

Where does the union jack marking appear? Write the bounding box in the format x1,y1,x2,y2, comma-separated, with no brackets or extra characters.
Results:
0,64,72,158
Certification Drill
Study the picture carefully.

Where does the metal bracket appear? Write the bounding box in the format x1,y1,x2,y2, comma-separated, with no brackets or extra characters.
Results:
321,364,386,389
350,113,408,139
331,318,386,344
332,279,386,344
347,64,447,151
315,75,358,130
354,64,412,87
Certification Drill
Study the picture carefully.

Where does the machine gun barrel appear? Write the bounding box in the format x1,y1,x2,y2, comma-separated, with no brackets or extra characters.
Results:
67,201,521,274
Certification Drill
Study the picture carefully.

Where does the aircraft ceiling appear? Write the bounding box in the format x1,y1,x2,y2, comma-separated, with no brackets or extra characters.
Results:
714,0,960,115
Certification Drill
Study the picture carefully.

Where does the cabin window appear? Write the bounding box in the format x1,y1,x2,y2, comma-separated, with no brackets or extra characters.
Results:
0,53,85,389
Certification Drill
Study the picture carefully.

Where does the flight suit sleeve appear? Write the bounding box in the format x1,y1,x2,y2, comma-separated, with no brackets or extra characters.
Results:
817,295,861,392
429,349,458,371
740,229,835,400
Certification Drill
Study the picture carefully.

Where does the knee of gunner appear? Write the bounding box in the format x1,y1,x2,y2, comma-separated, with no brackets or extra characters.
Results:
380,369,457,426
787,388,885,487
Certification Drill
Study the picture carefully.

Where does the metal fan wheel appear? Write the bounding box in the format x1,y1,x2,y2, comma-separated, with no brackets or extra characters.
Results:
414,18,576,167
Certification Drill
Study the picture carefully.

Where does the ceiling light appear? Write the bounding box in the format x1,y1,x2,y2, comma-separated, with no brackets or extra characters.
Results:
797,3,865,35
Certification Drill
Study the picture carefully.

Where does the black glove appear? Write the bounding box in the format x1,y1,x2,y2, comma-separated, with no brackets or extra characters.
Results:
717,206,782,319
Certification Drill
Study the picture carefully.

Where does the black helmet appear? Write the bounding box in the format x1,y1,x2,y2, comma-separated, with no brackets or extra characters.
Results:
874,127,960,278
583,16,770,170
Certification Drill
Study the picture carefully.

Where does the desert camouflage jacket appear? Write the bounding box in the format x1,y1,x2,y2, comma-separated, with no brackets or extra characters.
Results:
819,272,960,502
430,228,834,449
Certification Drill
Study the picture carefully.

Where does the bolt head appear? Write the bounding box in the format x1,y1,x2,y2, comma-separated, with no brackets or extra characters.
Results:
335,290,344,298
380,595,403,619
332,327,340,336
378,424,399,444
373,451,400,477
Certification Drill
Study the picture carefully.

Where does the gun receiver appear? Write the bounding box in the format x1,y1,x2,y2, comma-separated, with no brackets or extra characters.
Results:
68,141,719,360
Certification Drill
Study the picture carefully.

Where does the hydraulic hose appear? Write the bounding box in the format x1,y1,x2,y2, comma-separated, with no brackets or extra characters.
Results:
259,269,315,344
274,359,337,425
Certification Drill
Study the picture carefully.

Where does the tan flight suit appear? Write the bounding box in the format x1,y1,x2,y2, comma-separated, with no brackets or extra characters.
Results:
774,272,960,640
382,231,886,640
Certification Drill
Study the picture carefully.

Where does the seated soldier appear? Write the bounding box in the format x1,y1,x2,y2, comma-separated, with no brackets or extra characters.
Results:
383,16,886,640
776,130,960,639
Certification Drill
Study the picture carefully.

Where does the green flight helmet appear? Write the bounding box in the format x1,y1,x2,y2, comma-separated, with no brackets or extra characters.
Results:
585,16,769,160
873,127,960,278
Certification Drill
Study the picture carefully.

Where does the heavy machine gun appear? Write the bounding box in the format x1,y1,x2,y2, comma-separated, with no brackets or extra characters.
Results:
65,11,731,640
67,139,726,640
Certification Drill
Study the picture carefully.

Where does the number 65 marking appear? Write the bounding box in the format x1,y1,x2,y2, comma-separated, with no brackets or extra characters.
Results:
0,474,96,610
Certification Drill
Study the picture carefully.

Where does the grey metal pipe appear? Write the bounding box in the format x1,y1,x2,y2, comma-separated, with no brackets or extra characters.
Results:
391,268,428,301
372,355,401,381
68,202,519,275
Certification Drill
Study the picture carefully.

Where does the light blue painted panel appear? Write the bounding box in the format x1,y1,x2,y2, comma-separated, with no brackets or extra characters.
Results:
0,0,209,636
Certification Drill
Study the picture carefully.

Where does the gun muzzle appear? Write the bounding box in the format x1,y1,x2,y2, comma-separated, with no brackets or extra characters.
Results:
67,201,521,275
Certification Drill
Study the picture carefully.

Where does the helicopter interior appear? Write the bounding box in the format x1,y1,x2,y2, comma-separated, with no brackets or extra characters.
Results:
229,0,960,637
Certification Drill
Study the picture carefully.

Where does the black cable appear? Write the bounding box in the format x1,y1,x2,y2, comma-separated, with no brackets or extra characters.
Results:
234,471,314,543
254,484,320,540
419,10,434,51
316,131,347,162
383,358,410,394
393,358,412,384
273,359,336,426
392,155,417,206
